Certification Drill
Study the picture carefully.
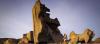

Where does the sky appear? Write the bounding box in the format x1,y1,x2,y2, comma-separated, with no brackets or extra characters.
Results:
0,0,100,39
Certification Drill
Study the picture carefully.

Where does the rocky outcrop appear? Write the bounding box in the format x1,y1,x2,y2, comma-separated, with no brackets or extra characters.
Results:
0,38,19,44
32,0,63,43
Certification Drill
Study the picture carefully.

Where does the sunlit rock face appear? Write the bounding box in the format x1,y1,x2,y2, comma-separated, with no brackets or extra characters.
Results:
32,0,42,43
32,0,63,43
69,28,95,44
0,38,19,44
4,39,13,44
18,34,29,44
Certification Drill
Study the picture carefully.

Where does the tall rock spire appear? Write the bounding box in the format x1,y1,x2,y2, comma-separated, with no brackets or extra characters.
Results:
32,0,42,44
32,0,63,44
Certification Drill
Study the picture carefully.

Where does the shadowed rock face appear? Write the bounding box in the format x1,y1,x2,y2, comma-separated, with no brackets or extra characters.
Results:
32,0,63,43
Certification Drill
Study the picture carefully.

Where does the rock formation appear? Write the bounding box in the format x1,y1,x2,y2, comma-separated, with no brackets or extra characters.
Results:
4,39,16,44
32,0,42,43
24,31,34,43
63,33,68,44
32,0,63,43
18,34,28,44
69,28,95,44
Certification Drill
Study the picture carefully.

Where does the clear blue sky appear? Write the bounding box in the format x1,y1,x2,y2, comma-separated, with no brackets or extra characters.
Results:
0,0,100,39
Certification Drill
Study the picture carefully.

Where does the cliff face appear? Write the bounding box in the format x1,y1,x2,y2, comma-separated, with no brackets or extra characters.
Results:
32,0,63,43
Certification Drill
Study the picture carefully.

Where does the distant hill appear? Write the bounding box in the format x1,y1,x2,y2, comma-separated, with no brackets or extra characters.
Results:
0,38,20,44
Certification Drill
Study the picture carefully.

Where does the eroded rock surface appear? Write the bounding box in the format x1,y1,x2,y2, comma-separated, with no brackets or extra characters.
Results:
32,0,63,43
